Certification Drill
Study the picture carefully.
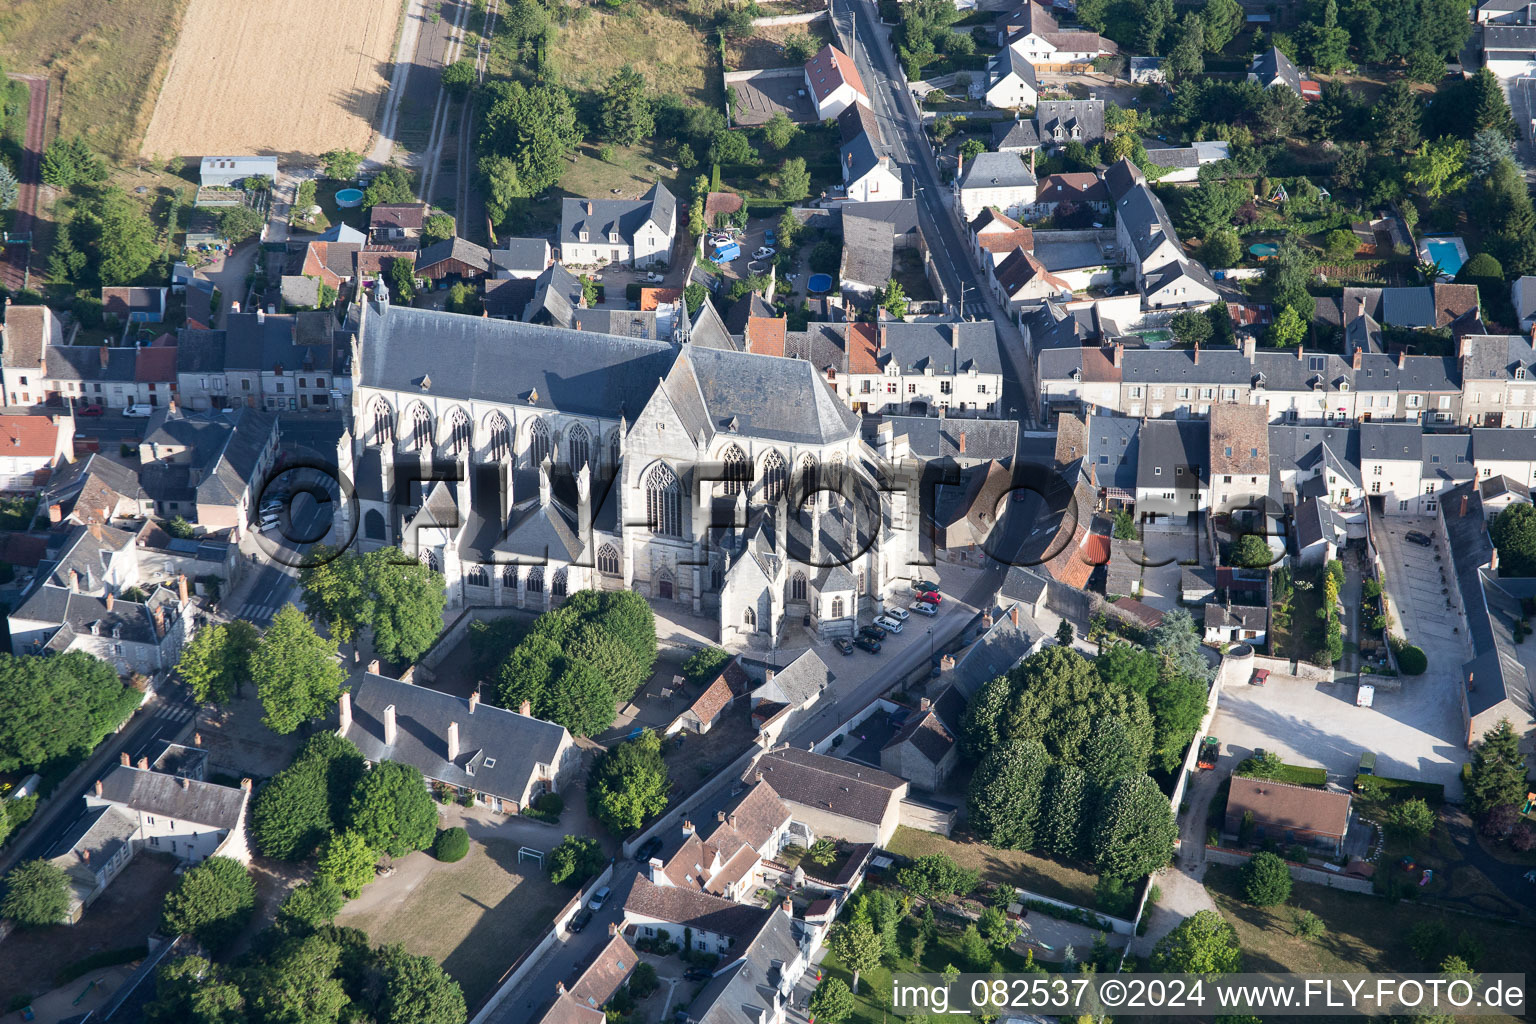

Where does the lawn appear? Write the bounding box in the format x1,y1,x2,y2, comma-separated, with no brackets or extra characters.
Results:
1205,863,1535,1012
887,826,1101,910
335,835,566,1008
548,0,719,104
725,19,834,71
0,0,192,161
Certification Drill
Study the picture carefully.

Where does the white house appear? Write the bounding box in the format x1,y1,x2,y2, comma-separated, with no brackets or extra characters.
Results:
0,413,74,492
559,182,677,268
1142,260,1221,311
996,0,1116,70
840,125,904,204
955,151,1038,222
984,48,1040,110
1,302,64,407
1513,276,1536,330
805,44,868,120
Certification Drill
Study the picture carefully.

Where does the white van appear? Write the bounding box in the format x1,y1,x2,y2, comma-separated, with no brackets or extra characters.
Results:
1355,684,1375,708
123,404,154,418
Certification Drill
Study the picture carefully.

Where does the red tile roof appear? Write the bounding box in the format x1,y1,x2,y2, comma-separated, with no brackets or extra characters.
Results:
805,44,867,104
1226,775,1351,838
846,322,880,374
640,287,683,311
0,414,65,458
745,316,787,357
134,346,178,383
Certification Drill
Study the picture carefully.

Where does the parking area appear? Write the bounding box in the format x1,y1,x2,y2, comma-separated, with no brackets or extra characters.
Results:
1208,667,1466,798
728,70,819,126
709,216,780,286
1373,518,1470,674
1037,72,1146,107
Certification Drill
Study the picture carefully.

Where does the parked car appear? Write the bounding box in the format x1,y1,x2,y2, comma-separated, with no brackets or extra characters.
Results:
644,272,665,283
917,591,942,605
1405,531,1434,547
636,837,663,862
752,246,776,259
588,885,611,910
859,624,887,641
1249,669,1270,686
833,637,854,655
885,606,910,621
569,908,593,933
76,403,104,417
910,579,939,594
853,635,882,653
684,968,713,981
909,601,938,616
764,228,776,246
874,614,904,633
123,403,154,418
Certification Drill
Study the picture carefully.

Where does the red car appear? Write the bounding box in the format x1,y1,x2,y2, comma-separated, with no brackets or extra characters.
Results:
76,403,104,417
1250,669,1270,687
917,591,942,605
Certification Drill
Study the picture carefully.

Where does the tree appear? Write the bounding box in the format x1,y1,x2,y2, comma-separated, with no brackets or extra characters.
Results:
364,165,417,208
477,82,583,216
446,280,480,314
1151,608,1214,683
360,548,448,664
548,835,606,886
1056,619,1075,647
76,188,160,285
684,281,707,314
978,904,1022,949
317,829,377,898
588,729,669,833
1242,851,1293,906
1039,763,1090,859
1386,797,1437,842
422,212,456,244
1004,646,1155,766
1269,302,1307,348
161,856,257,949
1232,534,1274,569
1146,670,1209,772
350,760,439,858
830,918,883,993
1374,82,1422,152
809,977,856,1024
1407,136,1470,199
775,156,812,203
1153,909,1243,974
251,733,365,859
681,646,733,687
250,604,346,734
895,853,979,899
1302,0,1351,73
143,956,246,1024
0,651,141,772
1081,716,1146,791
1170,308,1213,346
2,162,22,208
809,837,838,866
1093,774,1178,880
442,58,476,96
968,738,1050,849
959,137,988,162
49,222,87,285
1139,0,1175,54
1491,503,1536,576
1201,0,1243,51
1466,718,1529,815
322,150,363,180
878,279,909,318
709,128,757,166
1467,129,1515,182
1456,252,1504,308
600,66,654,147
1165,14,1206,79
219,204,264,242
1470,69,1519,140
177,621,259,705
1263,232,1315,314
278,880,345,933
1324,228,1359,264
377,944,467,1024
388,256,417,302
433,826,470,862
40,137,107,189
1,859,69,927
244,933,348,1024
762,111,799,150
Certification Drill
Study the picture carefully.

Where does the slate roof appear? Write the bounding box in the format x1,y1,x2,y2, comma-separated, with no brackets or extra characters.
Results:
683,344,861,445
958,151,1037,190
690,904,806,1024
877,321,1003,376
1268,424,1363,487
97,764,246,829
947,604,1043,697
995,247,1072,299
842,198,920,236
223,310,331,374
139,406,277,509
1115,181,1184,265
177,328,227,373
101,287,165,318
840,129,888,185
1484,24,1536,50
625,873,769,942
883,693,959,765
340,673,571,802
1421,433,1475,483
2,304,62,367
992,118,1041,151
1249,46,1302,92
417,236,493,273
1136,418,1209,490
483,277,537,319
494,237,550,273
1461,333,1536,380
1359,422,1423,462
1473,426,1536,463
753,649,831,708
1103,157,1146,203
559,182,677,248
989,47,1041,94
1087,413,1141,492
838,101,882,147
883,416,1019,461
840,214,896,288
1144,259,1219,298
1034,99,1106,143
45,345,137,383
751,747,904,824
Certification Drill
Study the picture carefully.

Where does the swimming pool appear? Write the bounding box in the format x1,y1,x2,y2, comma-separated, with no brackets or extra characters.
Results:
1422,237,1467,277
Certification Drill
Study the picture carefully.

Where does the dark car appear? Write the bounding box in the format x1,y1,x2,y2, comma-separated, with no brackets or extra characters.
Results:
859,624,887,641
911,579,939,595
833,637,854,656
854,635,882,653
569,908,593,933
636,837,663,862
1405,531,1434,547
684,968,713,981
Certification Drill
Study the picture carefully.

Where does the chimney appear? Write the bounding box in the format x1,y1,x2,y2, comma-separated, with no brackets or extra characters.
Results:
1111,342,1123,367
137,755,150,770
556,981,567,996
448,720,460,761
367,658,381,674
919,696,931,711
120,751,131,766
982,611,994,628
48,502,62,523
81,848,91,864
1242,335,1256,362
1491,545,1500,570
153,604,166,637
105,591,115,612
585,201,594,215
755,770,764,783
1297,344,1305,362
99,346,110,368
179,775,189,789
729,813,738,829
782,899,793,916
94,779,103,796
682,818,695,837
1460,494,1469,518
765,668,776,685
608,921,619,936
519,699,531,716
241,777,252,792
400,666,415,684
717,809,727,822
177,574,189,604
256,308,266,324
231,301,240,314
193,731,202,747
1193,342,1200,365
940,653,956,672
89,522,102,541
1398,349,1408,368
950,322,961,349
339,690,352,733
1352,347,1363,370
1010,605,1019,626
958,431,967,454
469,689,480,714
384,704,397,745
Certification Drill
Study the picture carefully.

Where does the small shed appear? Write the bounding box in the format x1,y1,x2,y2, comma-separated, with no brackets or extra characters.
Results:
199,156,278,188
416,237,493,282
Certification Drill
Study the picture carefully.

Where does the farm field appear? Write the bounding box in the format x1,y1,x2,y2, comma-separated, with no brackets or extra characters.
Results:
0,0,190,160
139,0,403,160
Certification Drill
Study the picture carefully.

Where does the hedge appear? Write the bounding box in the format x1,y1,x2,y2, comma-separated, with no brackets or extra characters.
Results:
1354,775,1445,805
1395,644,1427,675
56,944,149,986
1237,760,1326,787
1021,897,1113,930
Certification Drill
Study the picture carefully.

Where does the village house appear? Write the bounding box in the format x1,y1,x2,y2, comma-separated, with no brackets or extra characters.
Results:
623,874,771,958
880,686,966,791
1029,172,1110,221
1224,775,1353,855
101,287,168,325
416,236,494,283
804,44,868,119
134,403,281,535
839,103,903,204
646,781,794,901
368,202,429,244
0,412,74,492
994,0,1116,70
955,152,1038,222
560,184,677,268
985,47,1041,109
1,301,66,406
751,747,908,846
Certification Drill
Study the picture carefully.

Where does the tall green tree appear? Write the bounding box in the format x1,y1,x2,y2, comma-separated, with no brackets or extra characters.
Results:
878,279,909,318
422,212,456,244
76,187,160,285
321,150,363,180
278,880,346,933
1302,0,1351,73
600,66,654,147
251,733,365,860
1139,0,1176,54
808,977,856,1024
1201,0,1243,51
376,944,467,1024
1080,716,1147,791
244,933,350,1024
960,674,1012,761
316,829,377,898
778,157,811,202
1165,14,1206,79
0,859,70,926
1407,136,1470,199
40,137,107,189
1374,82,1422,152
441,58,476,96
1039,763,1091,860
967,738,1050,849
587,729,669,833
160,856,257,950
143,956,247,1024
1151,608,1215,683
363,165,416,208
479,81,583,215
176,621,260,705
547,835,607,886
1153,909,1243,974
761,111,800,150
359,548,448,664
1466,718,1529,815
1469,68,1519,140
1242,851,1293,905
1007,646,1154,766
0,651,140,772
1490,504,1536,576
1093,774,1178,880
350,760,439,858
829,917,884,994
250,604,346,734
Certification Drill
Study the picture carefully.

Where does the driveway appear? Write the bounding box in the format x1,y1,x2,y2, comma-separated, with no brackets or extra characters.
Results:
1373,518,1469,674
200,242,260,328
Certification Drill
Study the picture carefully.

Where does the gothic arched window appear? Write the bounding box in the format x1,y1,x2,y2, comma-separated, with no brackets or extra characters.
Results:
445,407,472,456
568,423,591,469
466,565,488,587
408,404,434,451
502,565,518,588
371,399,394,446
486,413,511,462
529,419,552,465
791,571,806,601
526,566,545,592
722,443,750,497
831,596,845,618
597,544,620,576
552,568,568,596
761,450,787,504
646,463,682,537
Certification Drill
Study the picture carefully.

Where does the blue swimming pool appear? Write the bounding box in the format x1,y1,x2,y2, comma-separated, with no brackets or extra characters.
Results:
807,273,833,293
1424,238,1466,277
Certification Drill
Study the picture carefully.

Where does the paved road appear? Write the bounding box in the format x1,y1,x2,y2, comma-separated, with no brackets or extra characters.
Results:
369,0,431,168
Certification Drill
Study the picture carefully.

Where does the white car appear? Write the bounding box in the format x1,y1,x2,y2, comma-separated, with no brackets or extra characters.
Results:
909,601,938,616
644,272,664,283
122,404,154,418
753,246,776,259
885,606,910,621
874,614,904,633
588,885,611,910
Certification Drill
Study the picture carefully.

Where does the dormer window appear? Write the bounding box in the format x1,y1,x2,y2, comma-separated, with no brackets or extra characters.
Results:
1518,368,1528,380
579,230,589,242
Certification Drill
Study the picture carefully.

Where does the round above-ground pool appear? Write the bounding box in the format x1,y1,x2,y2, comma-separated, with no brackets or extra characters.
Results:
1248,242,1278,257
336,188,364,208
807,273,833,293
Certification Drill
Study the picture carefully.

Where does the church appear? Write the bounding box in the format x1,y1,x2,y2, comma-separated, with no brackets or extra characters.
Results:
337,284,920,647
